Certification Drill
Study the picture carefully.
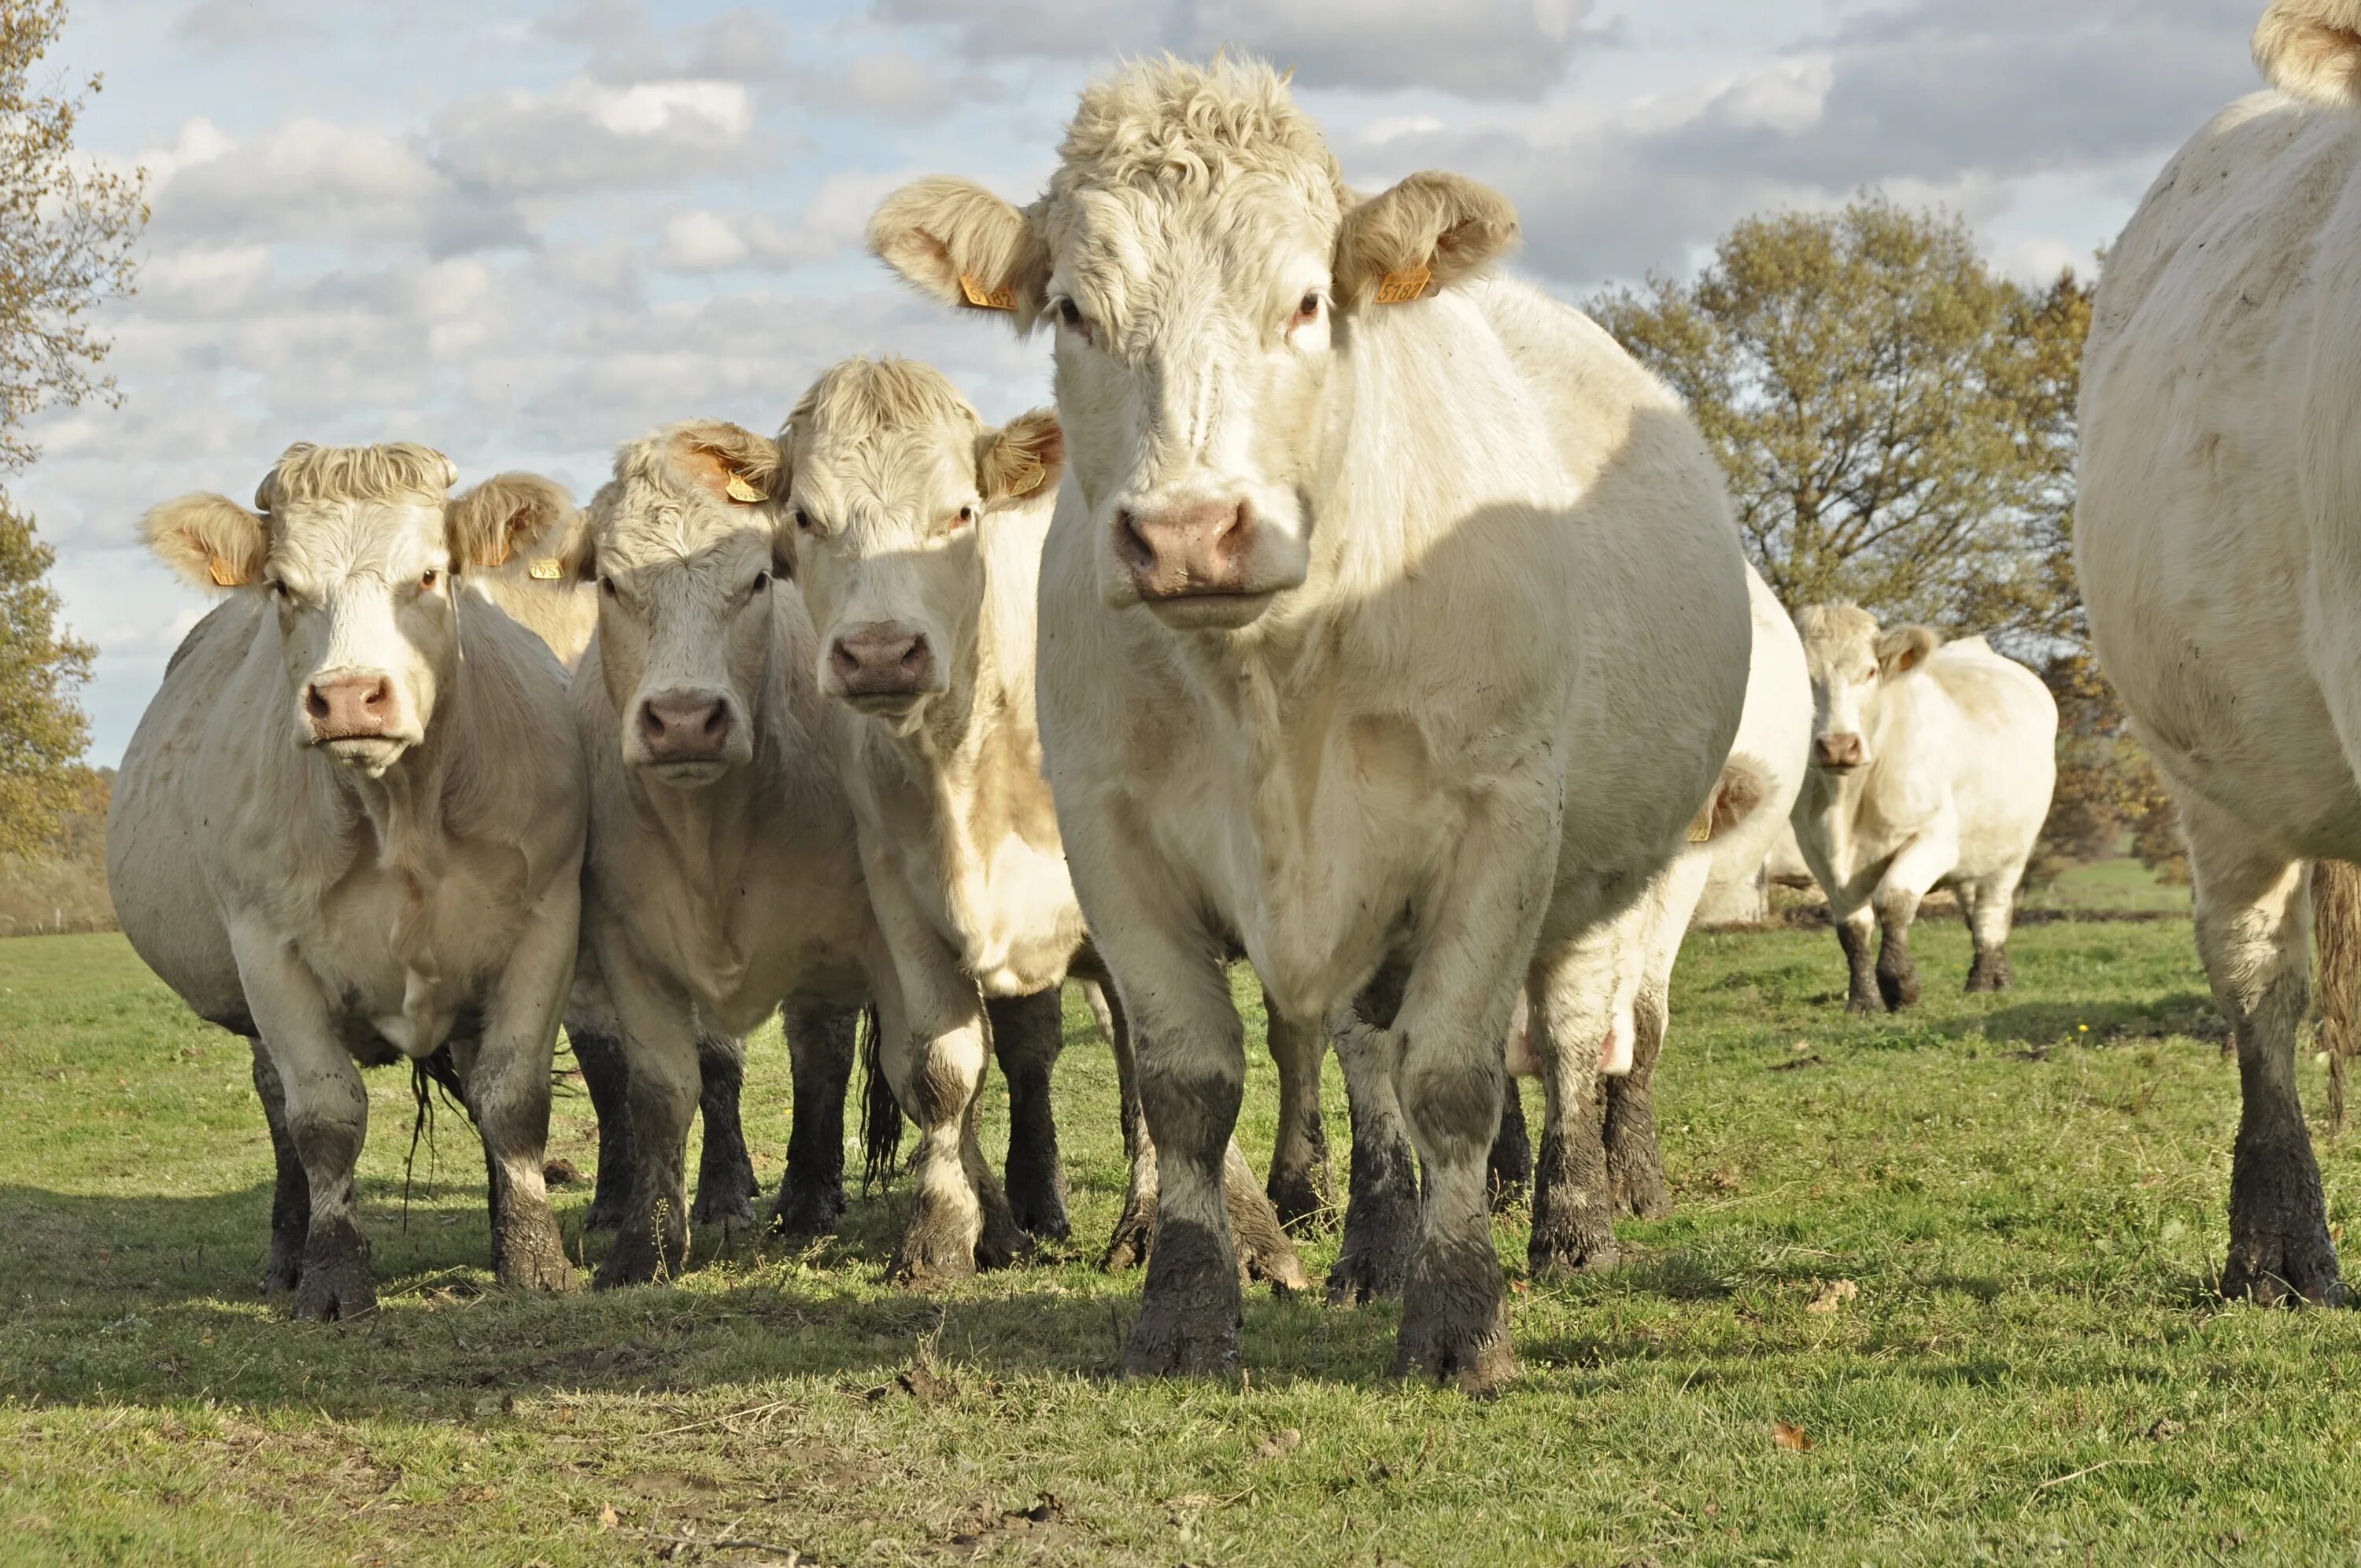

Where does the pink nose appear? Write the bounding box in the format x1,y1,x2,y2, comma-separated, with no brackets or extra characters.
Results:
638,690,731,763
1815,732,1864,769
1114,500,1256,599
305,673,394,740
829,625,936,699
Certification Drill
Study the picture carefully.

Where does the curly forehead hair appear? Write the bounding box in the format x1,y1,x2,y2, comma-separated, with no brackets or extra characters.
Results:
1051,54,1347,213
1794,602,1881,655
788,356,981,452
256,442,458,511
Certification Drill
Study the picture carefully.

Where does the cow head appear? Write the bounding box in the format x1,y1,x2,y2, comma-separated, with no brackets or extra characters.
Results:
2256,2,2361,105
783,356,1062,723
142,445,575,776
1794,603,1940,776
580,421,790,785
868,57,1517,633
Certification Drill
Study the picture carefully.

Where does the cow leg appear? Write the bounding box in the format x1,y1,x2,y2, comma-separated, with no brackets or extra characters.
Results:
1101,980,1305,1287
1264,987,1335,1234
1327,965,1421,1306
884,971,1010,1282
593,952,698,1288
249,1037,309,1295
1873,891,1923,1011
1487,1077,1532,1212
1836,906,1881,1015
988,987,1070,1242
1962,869,2023,993
2185,802,2344,1305
1529,906,1642,1278
568,1023,635,1231
462,888,575,1293
1604,973,1674,1220
771,999,858,1241
690,1031,759,1227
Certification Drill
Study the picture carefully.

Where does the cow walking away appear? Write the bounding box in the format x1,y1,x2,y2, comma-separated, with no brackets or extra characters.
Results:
109,444,586,1318
870,57,1754,1386
569,422,883,1287
2075,0,2361,1304
470,544,820,1234
1791,605,2056,1014
782,354,1309,1286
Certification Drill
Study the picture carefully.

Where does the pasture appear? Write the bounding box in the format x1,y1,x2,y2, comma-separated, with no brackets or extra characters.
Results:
2,865,2357,1566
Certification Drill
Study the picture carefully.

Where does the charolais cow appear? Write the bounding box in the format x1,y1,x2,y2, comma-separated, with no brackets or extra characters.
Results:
109,444,586,1319
870,57,1754,1386
782,353,1309,1286
470,545,800,1234
571,421,885,1286
2073,0,2361,1304
1791,605,2056,1014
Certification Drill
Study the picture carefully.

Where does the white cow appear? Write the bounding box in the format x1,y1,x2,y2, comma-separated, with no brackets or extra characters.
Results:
570,421,882,1286
467,554,796,1235
870,57,1755,1386
2075,0,2361,1304
109,445,586,1319
1790,606,2056,1014
783,354,1309,1286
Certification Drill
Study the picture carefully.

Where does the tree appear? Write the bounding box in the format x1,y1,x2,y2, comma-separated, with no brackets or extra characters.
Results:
1588,195,2093,651
0,498,92,854
0,0,143,856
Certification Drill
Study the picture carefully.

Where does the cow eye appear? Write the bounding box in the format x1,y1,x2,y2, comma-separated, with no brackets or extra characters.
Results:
268,579,290,601
955,504,975,528
793,507,812,533
1295,291,1321,323
1058,298,1082,328
751,570,771,593
599,574,619,599
419,569,440,592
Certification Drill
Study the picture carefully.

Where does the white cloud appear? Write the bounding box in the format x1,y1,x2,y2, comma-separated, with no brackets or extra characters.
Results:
430,78,759,199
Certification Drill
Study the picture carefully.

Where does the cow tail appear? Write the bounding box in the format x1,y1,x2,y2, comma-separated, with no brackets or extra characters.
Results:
401,1047,475,1228
2315,858,2361,1129
857,1002,904,1193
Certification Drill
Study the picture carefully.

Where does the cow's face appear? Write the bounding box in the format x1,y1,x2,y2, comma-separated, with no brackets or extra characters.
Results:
867,58,1517,633
1796,603,1940,775
581,422,790,787
141,447,575,777
787,361,1063,724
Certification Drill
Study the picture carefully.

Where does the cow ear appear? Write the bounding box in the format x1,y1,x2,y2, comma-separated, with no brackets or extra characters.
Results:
1875,624,1941,677
2256,1,2361,105
978,408,1064,506
143,493,268,591
446,472,580,572
664,421,785,507
1333,172,1520,312
869,175,1052,327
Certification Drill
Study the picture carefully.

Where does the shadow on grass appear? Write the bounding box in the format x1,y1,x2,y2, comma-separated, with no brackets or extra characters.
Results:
1935,993,2226,1050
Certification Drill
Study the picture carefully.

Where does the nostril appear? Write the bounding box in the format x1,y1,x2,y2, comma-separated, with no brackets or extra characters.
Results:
364,677,390,711
699,703,727,740
305,684,329,721
637,702,667,741
829,640,861,679
1114,509,1155,571
900,635,930,673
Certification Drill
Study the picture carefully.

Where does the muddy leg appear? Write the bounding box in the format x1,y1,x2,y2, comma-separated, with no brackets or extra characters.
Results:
1602,979,1672,1221
771,1000,858,1241
593,959,696,1288
2185,802,2344,1304
249,1038,309,1295
464,1032,571,1293
1874,891,1923,1012
1963,870,2022,994
1487,1078,1532,1212
1327,967,1421,1304
1263,987,1335,1234
688,1032,759,1227
988,988,1070,1241
1837,908,1880,1016
570,1024,635,1231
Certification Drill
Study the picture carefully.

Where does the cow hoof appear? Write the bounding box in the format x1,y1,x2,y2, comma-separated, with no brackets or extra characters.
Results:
1397,1247,1513,1393
2222,1238,2347,1308
1527,1225,1620,1278
1100,1201,1154,1274
1876,968,1919,1011
260,1236,302,1296
1846,992,1882,1016
495,1216,574,1293
1007,1183,1072,1244
1609,1162,1674,1222
892,1220,981,1287
1123,1297,1242,1377
767,1184,845,1243
689,1187,759,1229
1964,953,2014,994
592,1223,684,1289
581,1192,630,1233
291,1227,375,1322
1267,1167,1336,1237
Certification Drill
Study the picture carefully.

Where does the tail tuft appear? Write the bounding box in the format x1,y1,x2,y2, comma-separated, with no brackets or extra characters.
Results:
2316,859,2361,1129
857,1003,904,1192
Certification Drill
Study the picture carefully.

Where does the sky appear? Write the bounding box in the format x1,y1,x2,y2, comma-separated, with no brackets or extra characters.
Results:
26,0,2265,766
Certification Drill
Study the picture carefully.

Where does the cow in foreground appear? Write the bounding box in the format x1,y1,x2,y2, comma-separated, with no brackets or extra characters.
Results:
571,422,882,1286
109,444,586,1318
469,550,785,1234
1791,605,2056,1013
783,354,1307,1285
2074,0,2361,1304
870,57,1753,1385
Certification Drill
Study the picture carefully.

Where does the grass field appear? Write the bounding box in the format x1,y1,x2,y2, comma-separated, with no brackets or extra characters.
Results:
2,861,2357,1566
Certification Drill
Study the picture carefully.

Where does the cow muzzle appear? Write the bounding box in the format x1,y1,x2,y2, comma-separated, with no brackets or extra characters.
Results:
635,688,736,777
1114,499,1279,623
827,622,940,711
304,672,412,769
1812,732,1865,772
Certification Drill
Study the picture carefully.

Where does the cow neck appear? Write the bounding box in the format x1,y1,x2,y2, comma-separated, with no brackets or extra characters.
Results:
329,654,470,980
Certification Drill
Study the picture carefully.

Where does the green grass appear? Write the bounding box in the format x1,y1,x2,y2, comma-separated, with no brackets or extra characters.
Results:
2,869,2357,1566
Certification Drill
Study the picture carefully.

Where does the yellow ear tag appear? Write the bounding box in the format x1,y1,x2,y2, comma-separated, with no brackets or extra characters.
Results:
723,472,767,504
207,555,249,588
1686,805,1716,844
1374,264,1433,305
527,558,565,581
1005,460,1044,498
958,273,1017,312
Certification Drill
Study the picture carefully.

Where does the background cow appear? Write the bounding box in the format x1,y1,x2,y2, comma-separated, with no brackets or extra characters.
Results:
469,546,789,1235
2074,0,2361,1304
870,57,1754,1387
784,354,1308,1286
1791,605,2056,1014
571,421,882,1286
109,444,586,1319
